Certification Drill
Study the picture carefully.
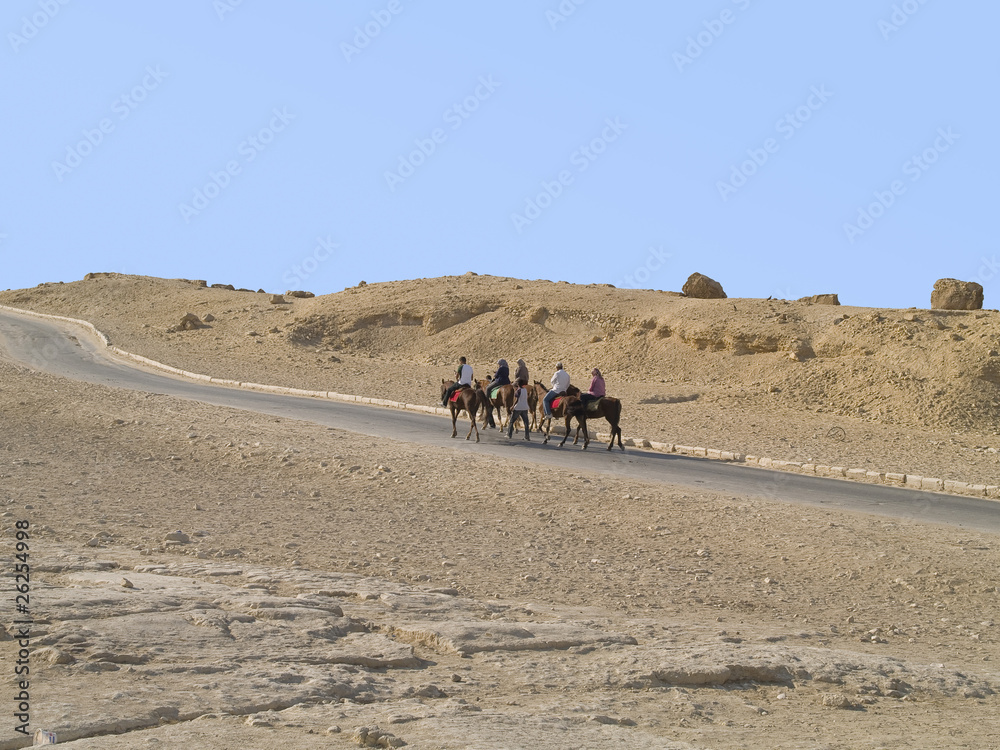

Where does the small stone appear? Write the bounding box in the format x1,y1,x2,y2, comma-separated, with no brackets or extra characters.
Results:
121,578,134,588
164,531,190,544
821,693,855,709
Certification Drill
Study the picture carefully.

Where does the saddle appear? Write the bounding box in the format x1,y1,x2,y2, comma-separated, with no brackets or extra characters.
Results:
449,384,472,403
489,386,502,400
585,397,603,413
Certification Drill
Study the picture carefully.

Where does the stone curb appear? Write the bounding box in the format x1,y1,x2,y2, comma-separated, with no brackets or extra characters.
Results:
3,304,996,502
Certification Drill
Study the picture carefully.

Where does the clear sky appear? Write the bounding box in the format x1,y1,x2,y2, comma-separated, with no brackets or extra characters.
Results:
3,1,997,308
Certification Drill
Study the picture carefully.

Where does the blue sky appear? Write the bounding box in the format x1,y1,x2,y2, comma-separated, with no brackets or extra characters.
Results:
3,1,997,308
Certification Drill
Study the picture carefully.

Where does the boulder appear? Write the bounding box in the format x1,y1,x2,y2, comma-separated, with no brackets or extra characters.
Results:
682,273,727,299
798,294,840,305
286,290,315,299
269,294,287,305
931,278,983,310
178,313,202,331
210,283,235,291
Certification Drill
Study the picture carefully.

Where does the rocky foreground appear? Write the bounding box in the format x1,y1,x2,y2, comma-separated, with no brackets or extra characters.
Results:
1,350,998,748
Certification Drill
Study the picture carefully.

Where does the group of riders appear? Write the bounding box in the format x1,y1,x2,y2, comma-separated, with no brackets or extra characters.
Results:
441,356,606,440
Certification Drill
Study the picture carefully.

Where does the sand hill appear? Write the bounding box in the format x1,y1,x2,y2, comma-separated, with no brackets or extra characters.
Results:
3,273,1000,747
4,272,1000,483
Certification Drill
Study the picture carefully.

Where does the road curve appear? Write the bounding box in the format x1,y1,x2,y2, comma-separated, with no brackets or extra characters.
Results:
2,308,999,534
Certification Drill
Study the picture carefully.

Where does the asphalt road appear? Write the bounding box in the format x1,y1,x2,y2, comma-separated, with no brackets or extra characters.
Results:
2,308,999,534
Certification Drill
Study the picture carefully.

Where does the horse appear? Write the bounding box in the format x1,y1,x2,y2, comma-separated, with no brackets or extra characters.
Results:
532,381,585,445
567,396,625,451
477,380,516,431
440,380,481,442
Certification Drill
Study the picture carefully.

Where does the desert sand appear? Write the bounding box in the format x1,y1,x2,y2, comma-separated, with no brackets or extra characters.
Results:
1,274,998,748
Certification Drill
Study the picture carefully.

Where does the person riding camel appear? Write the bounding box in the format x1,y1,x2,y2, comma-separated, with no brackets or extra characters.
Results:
543,362,570,419
442,356,474,406
579,367,605,409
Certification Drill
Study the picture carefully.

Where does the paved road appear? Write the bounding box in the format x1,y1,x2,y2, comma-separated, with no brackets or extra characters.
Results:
2,308,999,534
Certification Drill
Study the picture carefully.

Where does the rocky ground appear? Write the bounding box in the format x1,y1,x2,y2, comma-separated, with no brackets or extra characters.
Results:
2,274,1000,747
2,352,999,748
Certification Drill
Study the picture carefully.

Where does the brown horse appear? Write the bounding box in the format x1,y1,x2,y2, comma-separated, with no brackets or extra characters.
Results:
440,380,481,442
532,382,584,445
477,380,516,431
567,396,625,451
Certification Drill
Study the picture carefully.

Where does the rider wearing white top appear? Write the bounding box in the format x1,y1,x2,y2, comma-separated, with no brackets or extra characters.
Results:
550,367,570,393
443,357,474,405
543,362,570,418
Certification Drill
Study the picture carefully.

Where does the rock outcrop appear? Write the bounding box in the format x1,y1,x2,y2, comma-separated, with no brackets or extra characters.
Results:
931,279,983,310
682,273,727,299
799,294,840,305
177,313,202,331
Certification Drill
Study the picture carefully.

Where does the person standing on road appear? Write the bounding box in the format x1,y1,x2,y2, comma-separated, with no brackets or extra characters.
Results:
442,356,474,405
543,362,570,419
507,378,531,440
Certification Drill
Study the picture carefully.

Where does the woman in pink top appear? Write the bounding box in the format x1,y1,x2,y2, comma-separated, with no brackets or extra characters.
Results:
580,368,605,408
